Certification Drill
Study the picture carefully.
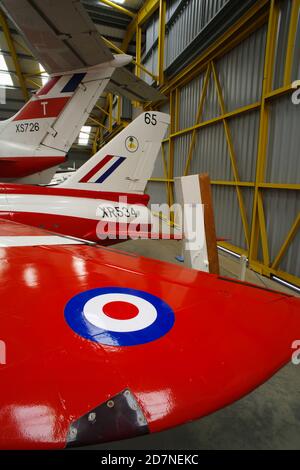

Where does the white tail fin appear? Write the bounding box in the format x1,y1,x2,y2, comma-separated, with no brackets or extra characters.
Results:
0,55,131,183
61,112,170,194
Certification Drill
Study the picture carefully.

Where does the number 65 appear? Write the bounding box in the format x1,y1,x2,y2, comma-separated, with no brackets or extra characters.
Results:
145,113,157,126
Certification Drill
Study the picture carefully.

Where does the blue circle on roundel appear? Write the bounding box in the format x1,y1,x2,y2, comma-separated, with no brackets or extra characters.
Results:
64,287,175,347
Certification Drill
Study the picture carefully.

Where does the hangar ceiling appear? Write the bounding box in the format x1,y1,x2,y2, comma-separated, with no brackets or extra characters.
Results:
0,0,145,157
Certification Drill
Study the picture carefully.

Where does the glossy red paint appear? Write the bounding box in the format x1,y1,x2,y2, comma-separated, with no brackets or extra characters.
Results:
13,97,70,120
0,219,299,449
0,183,150,205
0,157,66,178
36,76,62,96
103,301,139,320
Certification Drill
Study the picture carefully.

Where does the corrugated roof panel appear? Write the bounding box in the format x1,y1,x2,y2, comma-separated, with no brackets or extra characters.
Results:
216,25,267,112
228,110,260,182
292,9,300,81
173,132,192,177
212,185,247,249
189,123,233,180
179,73,204,130
165,0,229,69
263,189,300,277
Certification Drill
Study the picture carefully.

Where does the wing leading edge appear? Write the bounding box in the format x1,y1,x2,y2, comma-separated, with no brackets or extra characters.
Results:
0,218,299,448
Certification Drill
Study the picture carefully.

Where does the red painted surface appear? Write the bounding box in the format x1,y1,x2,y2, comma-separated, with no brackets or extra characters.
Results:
0,218,299,449
13,97,70,121
7,211,100,241
5,212,152,245
0,157,66,178
0,184,150,205
36,76,62,96
103,301,139,320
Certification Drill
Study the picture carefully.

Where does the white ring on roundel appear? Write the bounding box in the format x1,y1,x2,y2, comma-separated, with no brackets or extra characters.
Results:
83,293,158,333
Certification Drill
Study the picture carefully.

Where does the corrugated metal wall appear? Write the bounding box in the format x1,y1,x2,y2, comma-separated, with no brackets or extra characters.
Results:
263,189,299,276
165,0,229,69
143,0,300,282
171,25,267,251
141,0,229,83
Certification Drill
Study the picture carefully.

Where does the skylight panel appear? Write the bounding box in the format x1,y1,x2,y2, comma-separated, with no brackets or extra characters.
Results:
78,125,92,145
0,50,13,86
39,63,49,86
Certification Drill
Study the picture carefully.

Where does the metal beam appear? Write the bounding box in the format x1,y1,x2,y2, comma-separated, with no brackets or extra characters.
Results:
122,0,159,51
101,35,158,80
135,25,142,79
0,10,29,101
249,0,279,262
157,0,166,85
283,0,300,86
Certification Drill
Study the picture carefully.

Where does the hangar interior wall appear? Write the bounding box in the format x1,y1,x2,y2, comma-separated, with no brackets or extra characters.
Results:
140,0,300,287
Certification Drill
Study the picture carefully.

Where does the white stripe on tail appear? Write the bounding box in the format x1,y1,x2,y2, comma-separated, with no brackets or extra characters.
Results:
0,55,131,184
61,112,170,194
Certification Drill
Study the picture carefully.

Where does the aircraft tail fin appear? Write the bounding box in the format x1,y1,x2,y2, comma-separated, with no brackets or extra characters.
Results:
61,112,170,194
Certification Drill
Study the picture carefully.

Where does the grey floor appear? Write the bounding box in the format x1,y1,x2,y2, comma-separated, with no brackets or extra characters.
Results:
87,239,300,450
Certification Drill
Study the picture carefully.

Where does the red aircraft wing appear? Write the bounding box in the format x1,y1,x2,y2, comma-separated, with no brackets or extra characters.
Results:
0,218,299,449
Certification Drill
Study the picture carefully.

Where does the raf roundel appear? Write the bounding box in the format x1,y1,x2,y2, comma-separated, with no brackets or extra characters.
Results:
64,287,175,346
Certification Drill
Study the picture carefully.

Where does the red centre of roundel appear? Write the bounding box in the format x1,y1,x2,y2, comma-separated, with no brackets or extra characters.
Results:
103,301,139,320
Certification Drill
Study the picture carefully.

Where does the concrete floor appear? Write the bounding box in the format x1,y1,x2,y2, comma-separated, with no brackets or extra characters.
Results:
88,239,300,450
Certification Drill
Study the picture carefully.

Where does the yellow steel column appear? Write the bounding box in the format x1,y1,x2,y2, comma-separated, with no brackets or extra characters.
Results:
108,93,113,132
249,0,279,266
257,191,270,266
167,91,175,207
92,127,100,154
175,88,180,132
0,10,29,101
157,0,166,86
161,142,169,200
135,25,142,78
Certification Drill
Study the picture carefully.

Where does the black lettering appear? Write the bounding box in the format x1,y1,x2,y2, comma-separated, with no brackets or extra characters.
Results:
107,207,116,218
